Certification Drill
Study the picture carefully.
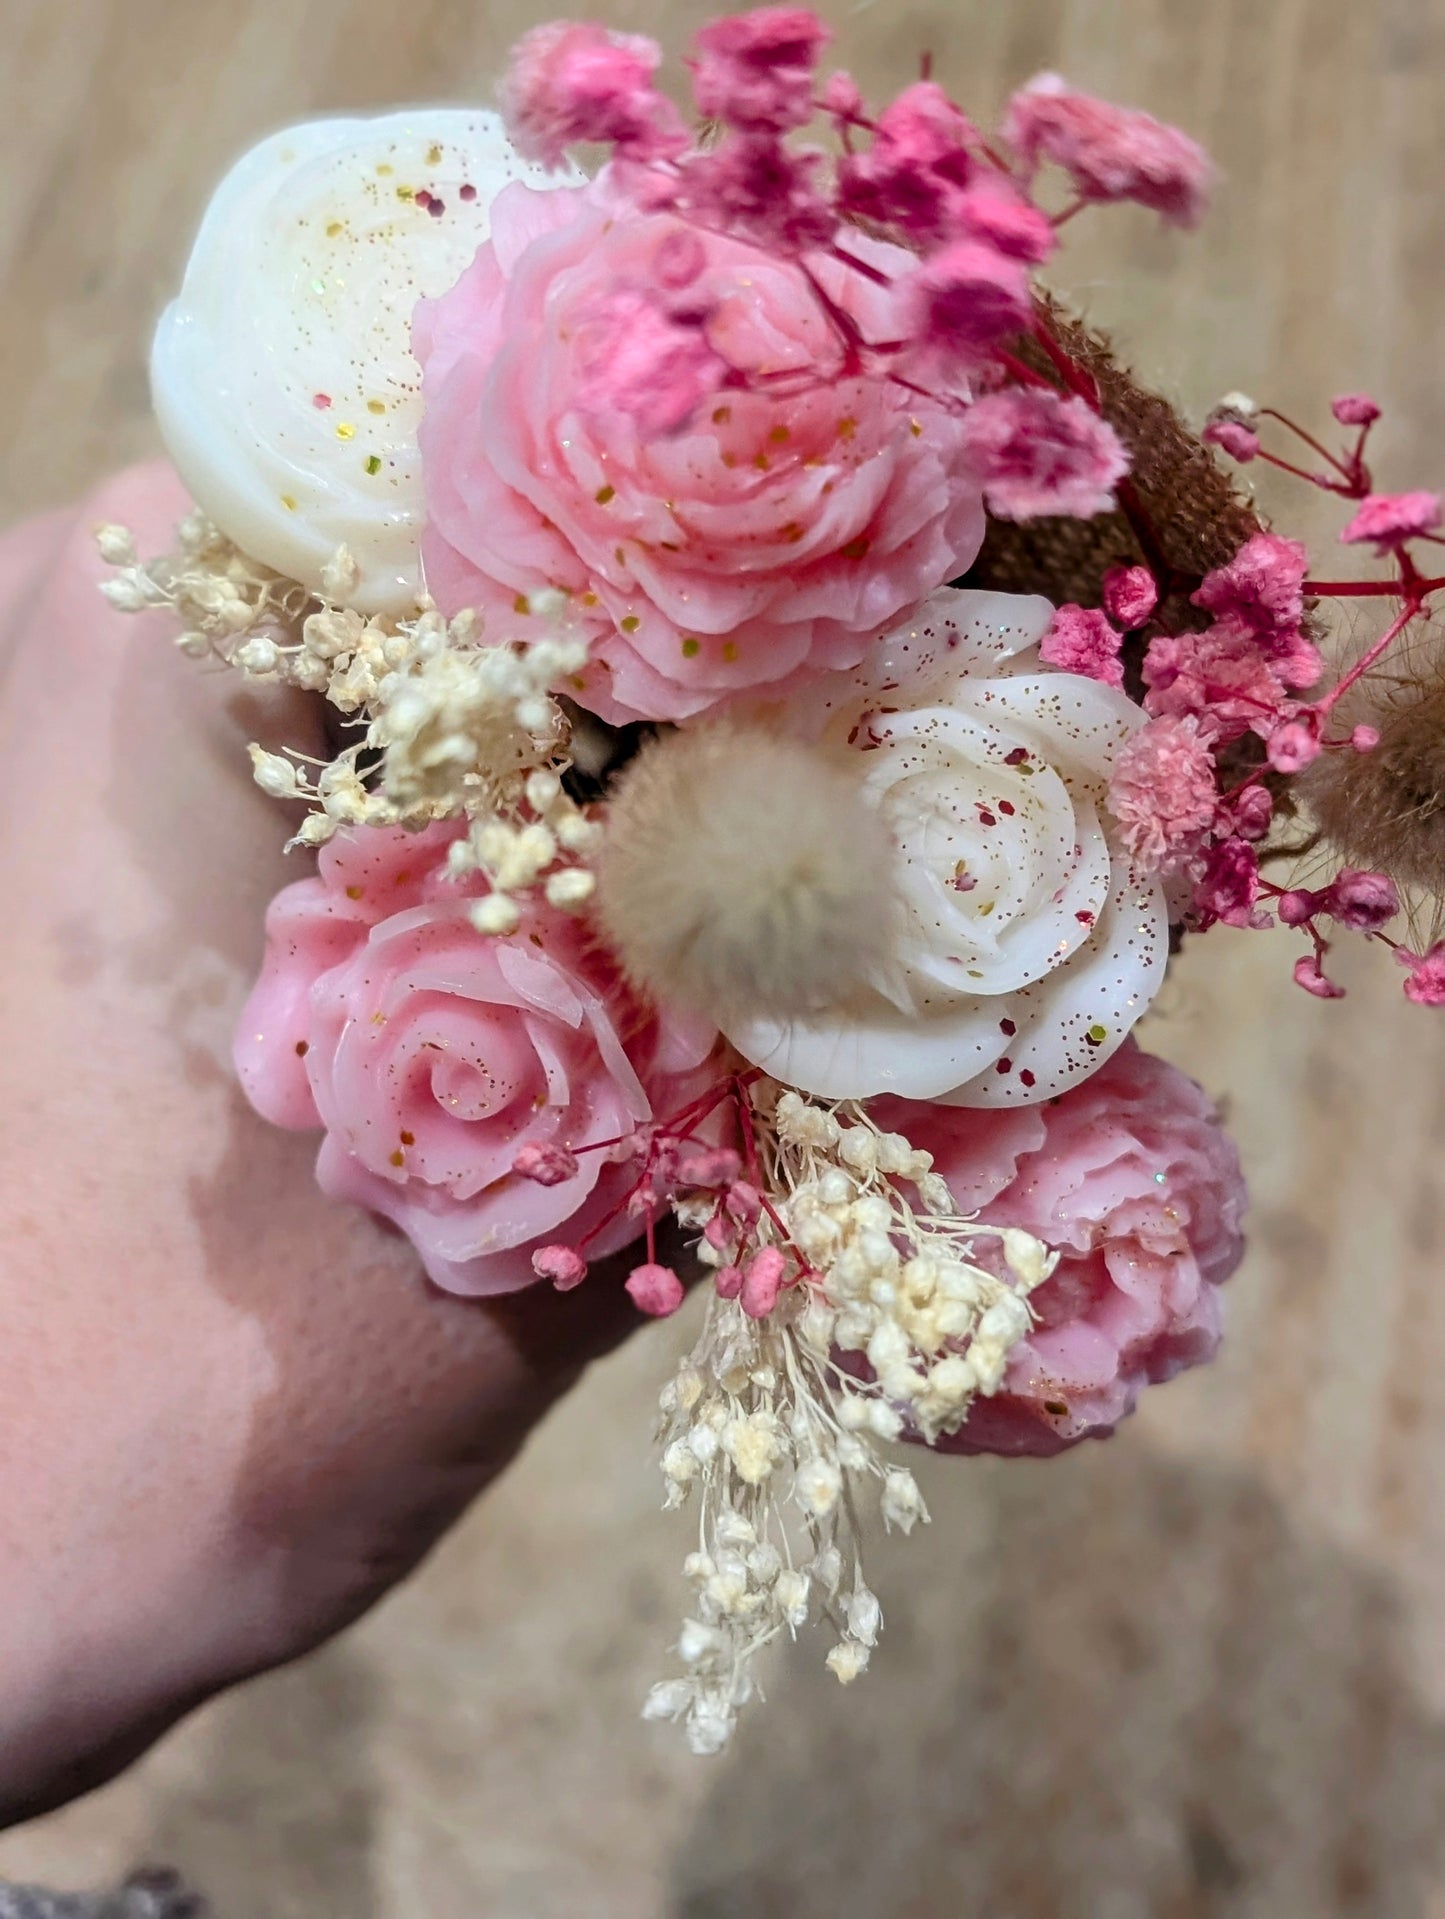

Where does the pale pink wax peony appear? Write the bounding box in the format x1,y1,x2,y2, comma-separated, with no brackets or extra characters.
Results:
875,1041,1246,1456
236,821,718,1296
413,180,986,725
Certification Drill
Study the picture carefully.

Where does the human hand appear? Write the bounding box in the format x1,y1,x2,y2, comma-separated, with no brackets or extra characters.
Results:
0,465,647,1826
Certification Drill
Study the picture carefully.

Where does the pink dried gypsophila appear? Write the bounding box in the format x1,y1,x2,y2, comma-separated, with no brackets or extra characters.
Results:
502,21,687,169
513,1140,581,1186
1264,715,1321,774
1214,782,1273,842
1399,942,1445,1005
1004,73,1213,228
1279,868,1400,934
576,287,729,437
1039,603,1125,687
533,1244,589,1289
1194,837,1269,929
902,241,1035,375
1190,532,1312,663
1340,490,1444,552
837,80,979,246
959,387,1129,521
1202,419,1260,463
820,70,864,121
689,6,830,133
951,179,1057,264
1107,714,1218,872
1102,563,1159,630
626,1261,687,1315
1332,393,1381,427
1142,622,1294,744
1294,955,1346,1000
676,134,835,254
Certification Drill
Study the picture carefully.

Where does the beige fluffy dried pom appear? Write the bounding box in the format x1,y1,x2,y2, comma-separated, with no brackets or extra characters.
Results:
595,723,897,1020
1304,647,1445,931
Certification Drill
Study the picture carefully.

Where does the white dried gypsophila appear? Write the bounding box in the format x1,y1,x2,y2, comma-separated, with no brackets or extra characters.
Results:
97,518,600,920
645,1082,1055,1756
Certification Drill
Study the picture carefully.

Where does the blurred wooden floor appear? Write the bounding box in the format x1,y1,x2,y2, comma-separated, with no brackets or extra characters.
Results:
6,0,1445,1913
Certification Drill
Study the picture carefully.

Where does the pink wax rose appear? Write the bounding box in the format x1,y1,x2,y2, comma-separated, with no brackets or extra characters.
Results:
876,1041,1246,1456
237,821,718,1296
413,179,986,724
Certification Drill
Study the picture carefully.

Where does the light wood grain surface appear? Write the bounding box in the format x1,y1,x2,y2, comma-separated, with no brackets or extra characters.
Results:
5,1,1445,1913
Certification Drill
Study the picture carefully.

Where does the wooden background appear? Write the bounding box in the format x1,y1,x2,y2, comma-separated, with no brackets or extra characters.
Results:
5,0,1445,1912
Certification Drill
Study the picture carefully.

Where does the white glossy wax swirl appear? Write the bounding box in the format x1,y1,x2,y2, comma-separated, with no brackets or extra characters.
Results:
152,110,576,614
724,589,1170,1107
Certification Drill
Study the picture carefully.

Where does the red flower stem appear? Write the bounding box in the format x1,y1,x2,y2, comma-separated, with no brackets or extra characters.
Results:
1049,195,1089,230
1301,578,1445,598
1256,408,1356,484
646,1208,657,1266
1316,598,1423,715
830,241,894,290
995,346,1054,390
1028,320,1100,406
734,1080,762,1185
1255,447,1348,491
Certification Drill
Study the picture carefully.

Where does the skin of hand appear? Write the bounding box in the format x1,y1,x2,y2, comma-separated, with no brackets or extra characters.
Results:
0,464,651,1827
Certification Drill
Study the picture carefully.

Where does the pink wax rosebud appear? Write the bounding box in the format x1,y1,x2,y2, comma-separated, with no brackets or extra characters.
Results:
1102,563,1159,631
875,1041,1246,1457
532,1244,589,1290
513,1140,581,1186
740,1245,787,1318
627,1261,687,1315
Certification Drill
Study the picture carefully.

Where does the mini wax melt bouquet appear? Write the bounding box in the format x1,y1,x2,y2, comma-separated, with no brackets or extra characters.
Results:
101,9,1445,1753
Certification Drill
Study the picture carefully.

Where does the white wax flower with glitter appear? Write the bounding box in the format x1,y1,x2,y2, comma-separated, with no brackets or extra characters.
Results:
724,589,1169,1107
151,110,579,615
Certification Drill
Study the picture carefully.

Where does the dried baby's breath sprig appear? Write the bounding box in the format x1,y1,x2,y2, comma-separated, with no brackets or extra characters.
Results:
97,516,600,913
643,1080,1055,1755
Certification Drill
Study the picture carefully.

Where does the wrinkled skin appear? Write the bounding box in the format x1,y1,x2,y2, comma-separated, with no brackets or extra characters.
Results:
0,465,646,1826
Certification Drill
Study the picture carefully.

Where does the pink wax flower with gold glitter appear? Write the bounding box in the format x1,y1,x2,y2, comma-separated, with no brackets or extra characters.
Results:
412,180,986,725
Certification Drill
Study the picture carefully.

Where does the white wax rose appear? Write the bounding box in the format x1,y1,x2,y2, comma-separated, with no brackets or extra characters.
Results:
725,589,1169,1106
151,110,578,615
